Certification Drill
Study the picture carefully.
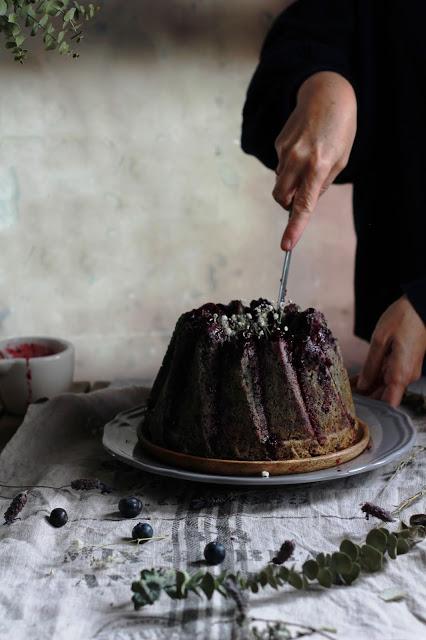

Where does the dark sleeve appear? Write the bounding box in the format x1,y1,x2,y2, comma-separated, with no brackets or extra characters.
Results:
402,277,426,325
241,0,357,178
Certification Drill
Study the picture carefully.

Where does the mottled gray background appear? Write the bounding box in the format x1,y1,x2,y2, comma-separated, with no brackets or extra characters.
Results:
0,0,368,381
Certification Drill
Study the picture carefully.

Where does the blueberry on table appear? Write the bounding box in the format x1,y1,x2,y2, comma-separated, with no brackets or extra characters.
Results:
132,522,153,540
204,541,226,565
48,508,68,528
118,497,143,518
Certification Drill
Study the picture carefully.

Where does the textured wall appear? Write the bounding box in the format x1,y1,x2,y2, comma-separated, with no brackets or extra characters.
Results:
0,0,368,382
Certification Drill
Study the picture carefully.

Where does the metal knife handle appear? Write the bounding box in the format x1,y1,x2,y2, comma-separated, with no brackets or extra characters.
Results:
277,208,293,305
278,249,292,305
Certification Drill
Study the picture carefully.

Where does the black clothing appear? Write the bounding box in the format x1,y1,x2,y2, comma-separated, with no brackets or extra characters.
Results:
241,0,426,341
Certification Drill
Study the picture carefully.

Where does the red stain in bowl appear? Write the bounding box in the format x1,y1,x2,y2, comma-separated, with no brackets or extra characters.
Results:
0,343,55,360
0,342,57,404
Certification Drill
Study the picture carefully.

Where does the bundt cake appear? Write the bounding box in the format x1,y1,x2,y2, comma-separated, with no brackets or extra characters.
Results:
140,299,358,461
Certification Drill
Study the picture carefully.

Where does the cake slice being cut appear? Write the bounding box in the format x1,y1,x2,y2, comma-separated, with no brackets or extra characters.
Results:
140,299,358,461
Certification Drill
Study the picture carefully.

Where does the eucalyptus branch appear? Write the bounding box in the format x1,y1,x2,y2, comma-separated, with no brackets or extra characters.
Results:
0,0,99,62
131,522,426,610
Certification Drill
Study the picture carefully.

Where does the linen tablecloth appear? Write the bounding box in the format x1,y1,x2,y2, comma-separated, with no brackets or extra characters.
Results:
0,385,425,640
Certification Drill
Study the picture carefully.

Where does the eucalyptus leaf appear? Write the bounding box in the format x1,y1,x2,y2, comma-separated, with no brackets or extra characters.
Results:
316,552,326,567
287,570,303,590
14,33,25,46
330,551,352,575
360,544,383,572
386,533,398,559
366,528,388,553
396,537,409,555
250,580,259,593
64,7,76,21
43,32,56,49
0,0,7,16
267,573,279,590
58,40,69,54
264,564,278,589
200,572,216,600
258,570,268,587
342,562,360,585
302,559,319,580
175,570,189,598
278,566,289,581
340,539,359,561
317,567,332,588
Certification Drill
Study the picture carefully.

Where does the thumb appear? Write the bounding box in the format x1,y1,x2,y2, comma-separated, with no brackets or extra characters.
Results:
280,176,323,250
357,334,388,392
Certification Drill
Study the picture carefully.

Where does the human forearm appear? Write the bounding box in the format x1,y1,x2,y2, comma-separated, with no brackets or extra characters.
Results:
274,71,357,250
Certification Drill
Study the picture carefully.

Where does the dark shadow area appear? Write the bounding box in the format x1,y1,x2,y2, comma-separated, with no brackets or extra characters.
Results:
87,0,288,56
0,0,291,67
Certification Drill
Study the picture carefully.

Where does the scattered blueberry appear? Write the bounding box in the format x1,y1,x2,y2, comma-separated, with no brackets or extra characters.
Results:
132,522,154,540
49,508,68,528
204,541,226,565
118,496,143,518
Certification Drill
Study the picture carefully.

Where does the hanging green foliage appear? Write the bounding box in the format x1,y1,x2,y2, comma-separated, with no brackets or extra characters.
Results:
0,0,99,62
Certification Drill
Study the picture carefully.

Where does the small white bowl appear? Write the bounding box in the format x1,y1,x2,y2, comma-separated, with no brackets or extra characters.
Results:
0,336,75,415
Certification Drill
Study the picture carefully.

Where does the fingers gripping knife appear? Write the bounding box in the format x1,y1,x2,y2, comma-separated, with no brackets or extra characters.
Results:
277,209,292,305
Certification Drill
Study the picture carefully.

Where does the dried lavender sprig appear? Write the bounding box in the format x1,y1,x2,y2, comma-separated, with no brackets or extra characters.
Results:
70,478,113,494
271,539,295,565
3,492,28,525
361,502,394,522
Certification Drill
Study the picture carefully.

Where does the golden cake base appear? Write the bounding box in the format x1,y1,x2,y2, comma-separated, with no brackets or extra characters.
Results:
138,419,370,476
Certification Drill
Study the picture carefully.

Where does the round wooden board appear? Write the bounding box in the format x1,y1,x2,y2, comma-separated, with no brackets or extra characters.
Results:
138,420,370,476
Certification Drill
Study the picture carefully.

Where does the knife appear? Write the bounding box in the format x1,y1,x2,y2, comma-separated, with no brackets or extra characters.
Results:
277,209,292,305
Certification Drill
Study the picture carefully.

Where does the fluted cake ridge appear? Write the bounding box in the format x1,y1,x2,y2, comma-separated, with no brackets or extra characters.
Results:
140,299,358,461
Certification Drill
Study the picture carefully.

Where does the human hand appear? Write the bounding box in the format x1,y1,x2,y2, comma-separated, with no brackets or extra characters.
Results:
356,296,426,406
273,71,357,250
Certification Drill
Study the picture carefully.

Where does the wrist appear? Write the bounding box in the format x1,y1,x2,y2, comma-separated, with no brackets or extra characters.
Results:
400,295,426,334
297,71,356,108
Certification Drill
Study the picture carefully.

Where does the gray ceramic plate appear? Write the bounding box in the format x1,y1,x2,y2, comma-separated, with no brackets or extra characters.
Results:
102,395,416,486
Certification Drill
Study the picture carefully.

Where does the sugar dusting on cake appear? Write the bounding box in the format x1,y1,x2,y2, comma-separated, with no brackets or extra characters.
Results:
191,299,335,351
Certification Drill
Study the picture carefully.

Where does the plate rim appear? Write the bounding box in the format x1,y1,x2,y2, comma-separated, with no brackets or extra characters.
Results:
102,395,416,485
